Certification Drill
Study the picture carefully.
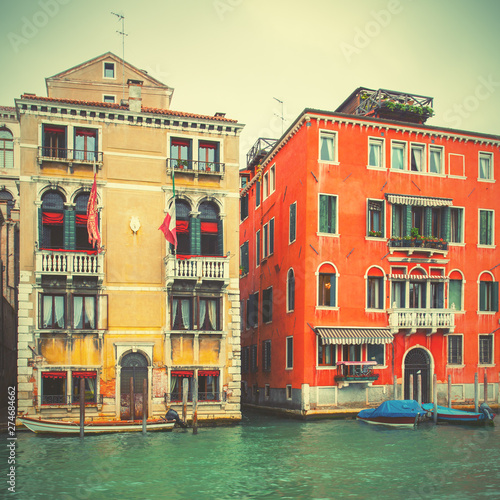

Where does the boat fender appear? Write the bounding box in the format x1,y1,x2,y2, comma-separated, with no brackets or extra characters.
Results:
479,403,495,421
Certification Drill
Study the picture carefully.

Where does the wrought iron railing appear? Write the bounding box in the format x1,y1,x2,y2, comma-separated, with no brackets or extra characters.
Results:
166,158,225,175
36,394,103,406
38,147,103,164
388,238,448,251
334,361,379,381
164,392,226,403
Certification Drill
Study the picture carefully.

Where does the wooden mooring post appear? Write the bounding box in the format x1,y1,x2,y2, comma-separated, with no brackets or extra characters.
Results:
417,373,422,406
130,377,135,421
474,372,479,412
409,374,414,401
79,377,85,438
448,374,452,408
182,378,189,425
192,377,198,435
393,375,397,400
484,372,488,404
142,379,147,435
433,373,438,424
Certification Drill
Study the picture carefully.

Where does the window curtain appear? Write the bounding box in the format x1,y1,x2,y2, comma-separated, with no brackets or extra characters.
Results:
430,150,440,173
392,147,404,170
85,296,95,329
480,157,490,179
320,136,334,161
411,148,422,171
208,300,217,330
369,143,380,167
43,296,52,328
170,375,178,395
74,296,83,329
448,280,462,310
55,296,65,328
199,300,206,329
181,299,190,329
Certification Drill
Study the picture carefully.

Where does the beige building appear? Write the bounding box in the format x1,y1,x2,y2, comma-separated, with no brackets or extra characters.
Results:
16,52,243,423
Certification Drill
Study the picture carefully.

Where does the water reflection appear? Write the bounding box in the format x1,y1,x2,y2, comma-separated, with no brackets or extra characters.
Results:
1,412,499,499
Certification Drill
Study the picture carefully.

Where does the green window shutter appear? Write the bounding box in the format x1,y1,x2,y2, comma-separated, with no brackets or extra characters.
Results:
449,280,462,310
404,205,412,237
64,210,75,250
38,208,43,246
190,218,201,255
217,220,224,256
424,207,432,237
330,274,336,307
378,277,384,309
391,205,397,237
269,219,274,254
441,206,451,241
241,242,249,274
319,195,327,232
493,282,499,312
289,204,296,242
479,281,486,311
480,211,487,244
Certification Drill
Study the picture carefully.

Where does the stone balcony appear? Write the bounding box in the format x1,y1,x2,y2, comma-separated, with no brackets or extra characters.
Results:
35,250,104,283
165,255,230,285
388,308,455,335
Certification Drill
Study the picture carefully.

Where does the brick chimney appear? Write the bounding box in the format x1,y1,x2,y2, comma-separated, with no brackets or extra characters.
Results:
127,79,143,113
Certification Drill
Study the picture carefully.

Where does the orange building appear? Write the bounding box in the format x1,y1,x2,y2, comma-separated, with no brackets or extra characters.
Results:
239,88,499,415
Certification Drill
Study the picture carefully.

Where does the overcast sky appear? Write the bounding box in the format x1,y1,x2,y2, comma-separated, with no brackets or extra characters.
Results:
2,0,500,166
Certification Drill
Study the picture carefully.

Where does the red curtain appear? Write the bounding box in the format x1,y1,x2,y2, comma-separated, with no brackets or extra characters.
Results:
42,371,67,379
176,220,189,233
171,370,193,377
201,222,218,234
42,212,63,225
43,126,65,133
198,370,220,377
75,129,96,137
76,214,88,225
72,371,97,378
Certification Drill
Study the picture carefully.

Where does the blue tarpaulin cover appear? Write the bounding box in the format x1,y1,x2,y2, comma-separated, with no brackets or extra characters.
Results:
358,400,426,419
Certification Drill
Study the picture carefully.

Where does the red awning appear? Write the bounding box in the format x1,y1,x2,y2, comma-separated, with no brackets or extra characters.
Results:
75,129,97,137
201,222,218,234
75,214,88,225
176,220,189,233
171,370,193,377
43,125,65,133
42,371,67,379
198,370,220,377
42,212,63,225
72,371,97,378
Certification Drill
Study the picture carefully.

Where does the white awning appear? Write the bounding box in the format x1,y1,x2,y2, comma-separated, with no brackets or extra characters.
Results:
385,194,453,207
389,274,448,280
315,327,393,345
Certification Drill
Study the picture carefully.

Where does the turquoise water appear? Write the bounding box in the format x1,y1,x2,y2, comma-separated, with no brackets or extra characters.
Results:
2,411,500,500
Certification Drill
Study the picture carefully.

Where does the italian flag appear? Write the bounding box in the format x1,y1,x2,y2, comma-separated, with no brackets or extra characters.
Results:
159,197,177,247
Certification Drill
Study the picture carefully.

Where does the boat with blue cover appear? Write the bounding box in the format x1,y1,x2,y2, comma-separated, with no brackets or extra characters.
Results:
357,400,427,428
421,403,495,425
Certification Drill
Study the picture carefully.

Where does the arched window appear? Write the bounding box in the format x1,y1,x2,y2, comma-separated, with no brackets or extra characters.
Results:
448,270,463,311
75,192,93,250
318,263,337,307
366,267,384,310
0,190,14,218
479,272,498,313
175,199,191,255
287,268,295,312
41,191,65,249
199,201,222,256
0,129,14,168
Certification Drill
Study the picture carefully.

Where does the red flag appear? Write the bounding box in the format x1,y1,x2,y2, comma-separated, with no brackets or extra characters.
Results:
159,198,177,247
87,173,101,250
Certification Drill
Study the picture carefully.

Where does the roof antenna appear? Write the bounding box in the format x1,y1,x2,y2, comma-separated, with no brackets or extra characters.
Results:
273,97,285,135
111,12,128,102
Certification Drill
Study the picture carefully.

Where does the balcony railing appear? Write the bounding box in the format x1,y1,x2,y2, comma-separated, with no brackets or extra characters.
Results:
166,158,225,176
165,392,226,404
165,255,229,282
388,238,448,254
334,361,379,388
389,308,455,334
35,394,104,406
36,250,102,275
38,147,103,166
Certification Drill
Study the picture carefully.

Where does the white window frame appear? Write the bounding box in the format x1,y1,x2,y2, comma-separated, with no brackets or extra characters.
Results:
367,137,385,169
478,209,495,248
410,142,426,173
367,198,384,238
286,384,292,400
319,130,338,164
449,206,465,245
317,193,339,236
286,268,295,313
286,336,293,370
366,343,386,368
103,61,116,80
289,201,297,244
391,140,407,171
429,145,444,175
447,334,464,367
316,263,339,310
478,151,494,182
316,339,337,370
270,164,276,193
478,334,495,367
255,230,261,268
365,268,385,311
102,94,116,103
263,171,269,200
262,218,275,258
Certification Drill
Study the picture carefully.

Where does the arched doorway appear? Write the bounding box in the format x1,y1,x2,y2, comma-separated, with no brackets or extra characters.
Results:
404,348,431,402
120,352,148,420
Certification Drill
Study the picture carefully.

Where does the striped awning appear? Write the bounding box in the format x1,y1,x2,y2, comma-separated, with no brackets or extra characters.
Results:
389,274,448,280
385,193,453,207
315,327,393,345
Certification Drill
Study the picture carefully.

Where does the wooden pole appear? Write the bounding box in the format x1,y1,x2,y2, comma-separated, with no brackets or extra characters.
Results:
192,377,198,435
79,377,85,438
433,373,438,424
130,377,135,421
142,378,147,435
474,372,479,412
448,374,452,408
417,373,422,405
484,372,488,404
393,375,397,400
182,378,188,425
409,374,414,401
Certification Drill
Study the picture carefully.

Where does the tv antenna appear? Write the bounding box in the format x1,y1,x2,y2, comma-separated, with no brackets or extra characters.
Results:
273,97,285,135
111,12,128,101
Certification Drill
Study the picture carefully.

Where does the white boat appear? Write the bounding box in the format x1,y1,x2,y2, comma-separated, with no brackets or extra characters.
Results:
19,416,175,434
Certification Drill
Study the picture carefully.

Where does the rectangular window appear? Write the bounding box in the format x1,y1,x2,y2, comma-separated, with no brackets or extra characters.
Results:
286,336,293,369
429,146,443,174
286,385,292,400
410,144,425,172
367,276,384,309
319,273,336,307
170,138,192,169
431,208,441,238
411,206,425,237
270,165,275,193
391,141,406,170
41,294,65,329
479,210,494,246
262,287,273,323
448,335,463,365
73,295,96,330
392,205,405,238
104,62,115,78
269,218,274,255
198,141,220,172
72,372,97,403
318,343,335,366
450,208,463,244
255,180,261,207
0,129,14,168
42,125,67,159
479,335,493,365
479,281,499,312
368,200,384,237
262,340,271,371
263,172,269,199
289,202,296,243
246,292,259,328
103,95,115,103
319,194,337,234
198,298,220,331
171,297,193,330
430,282,444,308
240,241,249,275
74,128,98,162
240,196,248,221
392,281,406,308
198,371,220,402
251,344,258,372
319,131,337,162
367,344,385,366
479,152,493,180
368,138,384,168
170,372,193,402
41,371,67,405
262,219,274,258
409,281,426,308
256,230,261,266
242,346,249,373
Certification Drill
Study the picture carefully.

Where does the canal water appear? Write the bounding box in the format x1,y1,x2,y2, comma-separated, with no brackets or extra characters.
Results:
3,411,500,500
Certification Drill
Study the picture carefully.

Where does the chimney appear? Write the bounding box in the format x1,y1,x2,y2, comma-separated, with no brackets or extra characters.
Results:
127,79,143,113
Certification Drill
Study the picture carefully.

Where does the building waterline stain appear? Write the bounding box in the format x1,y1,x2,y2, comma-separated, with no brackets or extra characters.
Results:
3,411,500,500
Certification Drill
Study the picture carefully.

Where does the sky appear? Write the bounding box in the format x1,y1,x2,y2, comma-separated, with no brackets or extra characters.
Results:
1,0,500,166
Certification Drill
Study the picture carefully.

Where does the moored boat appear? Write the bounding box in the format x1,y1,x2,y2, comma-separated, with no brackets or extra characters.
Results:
357,400,427,428
421,403,495,425
19,416,175,434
